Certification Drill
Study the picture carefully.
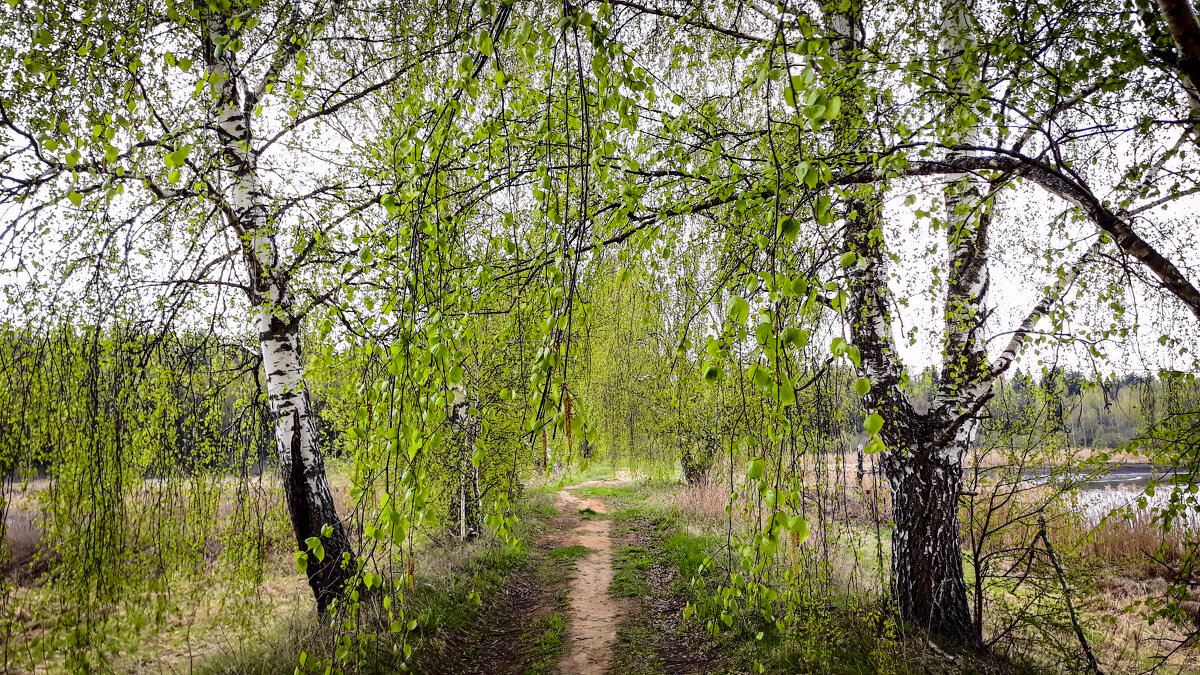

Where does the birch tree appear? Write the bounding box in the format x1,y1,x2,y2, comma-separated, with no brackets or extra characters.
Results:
0,0,479,612
584,0,1200,648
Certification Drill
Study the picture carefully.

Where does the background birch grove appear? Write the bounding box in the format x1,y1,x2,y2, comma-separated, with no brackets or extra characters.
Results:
2,0,1200,671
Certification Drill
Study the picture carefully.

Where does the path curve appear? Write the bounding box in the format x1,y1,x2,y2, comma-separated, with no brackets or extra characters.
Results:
554,479,632,675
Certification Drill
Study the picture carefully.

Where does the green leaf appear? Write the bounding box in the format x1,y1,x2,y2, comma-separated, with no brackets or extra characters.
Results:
864,413,884,436
754,321,772,345
68,191,82,206
166,145,190,168
760,537,777,557
825,96,841,120
778,215,799,239
778,379,796,407
839,252,857,267
305,536,325,562
751,366,772,389
790,515,810,544
846,345,862,368
804,165,819,189
830,337,847,356
294,550,308,572
747,457,766,479
854,377,871,396
781,327,808,347
725,295,749,324
703,364,722,382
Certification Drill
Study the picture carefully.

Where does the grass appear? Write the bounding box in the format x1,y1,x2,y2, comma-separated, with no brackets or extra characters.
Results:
547,544,593,560
572,483,654,502
612,620,667,674
611,545,653,598
539,461,618,488
599,479,1023,675
61,462,1195,674
524,612,568,675
195,540,537,674
522,545,586,675
197,490,564,674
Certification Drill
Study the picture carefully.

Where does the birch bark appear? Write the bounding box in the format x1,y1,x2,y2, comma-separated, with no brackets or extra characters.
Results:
827,0,981,646
449,383,482,540
205,15,354,613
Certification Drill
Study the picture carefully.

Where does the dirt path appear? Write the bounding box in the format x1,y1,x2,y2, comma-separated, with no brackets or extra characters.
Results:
554,479,632,675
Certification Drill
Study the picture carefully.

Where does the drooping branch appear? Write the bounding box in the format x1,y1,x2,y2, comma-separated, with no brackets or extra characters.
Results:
607,0,770,42
495,143,1200,326
839,150,1200,320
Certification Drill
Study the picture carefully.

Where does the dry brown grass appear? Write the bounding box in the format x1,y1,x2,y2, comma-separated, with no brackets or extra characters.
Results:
1078,511,1188,579
958,479,1200,671
672,481,727,526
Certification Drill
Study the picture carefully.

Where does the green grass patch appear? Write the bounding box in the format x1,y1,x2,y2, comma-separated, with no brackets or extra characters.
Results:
612,545,654,598
608,507,648,523
547,544,593,560
548,461,618,487
612,621,667,674
571,484,651,501
522,611,569,675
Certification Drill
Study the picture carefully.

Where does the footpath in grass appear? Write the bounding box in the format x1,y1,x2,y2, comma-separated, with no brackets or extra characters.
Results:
409,464,646,674
568,478,1019,674
585,481,720,674
553,478,633,674
429,466,715,674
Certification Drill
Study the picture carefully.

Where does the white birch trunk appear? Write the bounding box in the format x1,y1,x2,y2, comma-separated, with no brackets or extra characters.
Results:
933,0,992,435
206,15,354,613
449,384,481,540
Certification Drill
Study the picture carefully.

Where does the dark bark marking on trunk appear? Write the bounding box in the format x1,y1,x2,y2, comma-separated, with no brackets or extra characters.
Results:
881,426,982,650
283,406,354,614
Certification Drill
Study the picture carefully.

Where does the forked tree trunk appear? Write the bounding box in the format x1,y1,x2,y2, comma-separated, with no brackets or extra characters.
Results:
827,0,981,647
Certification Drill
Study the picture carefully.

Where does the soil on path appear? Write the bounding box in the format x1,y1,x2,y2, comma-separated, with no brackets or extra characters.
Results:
554,479,633,675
